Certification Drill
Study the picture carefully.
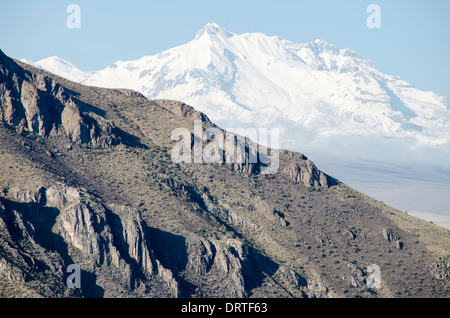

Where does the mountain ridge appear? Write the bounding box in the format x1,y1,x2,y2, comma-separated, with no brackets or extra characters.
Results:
1,49,450,298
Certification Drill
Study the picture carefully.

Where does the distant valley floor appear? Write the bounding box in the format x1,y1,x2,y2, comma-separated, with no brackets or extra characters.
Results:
313,157,450,229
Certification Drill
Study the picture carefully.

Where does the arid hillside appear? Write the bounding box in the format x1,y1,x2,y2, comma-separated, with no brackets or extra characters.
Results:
0,49,449,298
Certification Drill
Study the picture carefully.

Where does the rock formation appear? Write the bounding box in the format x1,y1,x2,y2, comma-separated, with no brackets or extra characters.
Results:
0,50,119,147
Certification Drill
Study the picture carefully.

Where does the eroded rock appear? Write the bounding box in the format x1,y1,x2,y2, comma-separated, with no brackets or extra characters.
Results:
0,53,121,147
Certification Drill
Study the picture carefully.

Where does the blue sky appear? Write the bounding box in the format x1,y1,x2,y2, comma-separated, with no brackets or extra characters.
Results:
1,0,449,98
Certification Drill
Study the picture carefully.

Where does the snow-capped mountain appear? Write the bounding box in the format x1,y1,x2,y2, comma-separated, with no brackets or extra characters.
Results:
21,56,93,83
23,23,450,161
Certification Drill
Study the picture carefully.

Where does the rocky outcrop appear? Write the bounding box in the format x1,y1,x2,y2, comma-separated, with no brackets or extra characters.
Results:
430,256,450,280
182,237,267,298
228,158,259,177
147,227,308,298
265,208,288,227
158,96,333,189
185,237,215,276
153,99,212,123
52,187,181,296
202,194,260,232
109,205,155,275
213,239,247,297
273,266,307,291
0,51,120,147
382,228,397,242
0,183,181,297
0,202,26,282
57,198,113,268
113,88,146,99
282,158,329,188
0,196,67,293
9,185,46,216
60,98,117,147
346,263,367,288
381,228,404,251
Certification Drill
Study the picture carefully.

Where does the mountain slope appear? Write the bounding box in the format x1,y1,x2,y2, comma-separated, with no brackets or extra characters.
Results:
1,50,450,298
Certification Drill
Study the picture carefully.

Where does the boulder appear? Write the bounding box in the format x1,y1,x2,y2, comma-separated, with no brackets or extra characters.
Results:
382,228,396,242
282,159,329,188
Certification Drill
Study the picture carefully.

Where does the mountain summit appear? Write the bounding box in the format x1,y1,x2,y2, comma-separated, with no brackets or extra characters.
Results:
195,22,233,39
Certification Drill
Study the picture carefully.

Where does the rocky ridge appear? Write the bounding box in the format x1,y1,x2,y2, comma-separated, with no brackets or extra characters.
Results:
0,50,121,147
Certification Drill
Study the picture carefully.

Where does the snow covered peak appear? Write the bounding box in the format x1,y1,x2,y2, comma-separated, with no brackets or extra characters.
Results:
21,55,91,82
39,56,75,67
203,22,221,31
195,22,233,40
22,25,450,153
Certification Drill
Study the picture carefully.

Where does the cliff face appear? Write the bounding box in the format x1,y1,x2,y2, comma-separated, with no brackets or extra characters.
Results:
0,50,120,147
155,98,334,188
0,184,168,297
0,184,310,298
0,50,449,298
